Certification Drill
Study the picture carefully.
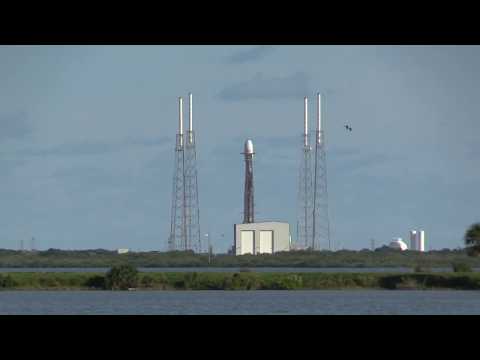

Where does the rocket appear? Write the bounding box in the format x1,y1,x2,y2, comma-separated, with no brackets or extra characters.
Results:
243,139,255,224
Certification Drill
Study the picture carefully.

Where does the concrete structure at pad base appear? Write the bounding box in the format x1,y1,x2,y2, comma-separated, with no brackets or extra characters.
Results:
234,222,291,255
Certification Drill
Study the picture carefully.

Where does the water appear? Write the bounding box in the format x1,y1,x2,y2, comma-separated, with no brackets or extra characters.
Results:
1,290,480,314
0,267,470,273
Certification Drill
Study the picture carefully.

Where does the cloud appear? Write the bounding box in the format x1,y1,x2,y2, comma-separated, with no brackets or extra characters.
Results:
0,112,32,142
18,136,171,158
226,46,275,64
219,72,309,101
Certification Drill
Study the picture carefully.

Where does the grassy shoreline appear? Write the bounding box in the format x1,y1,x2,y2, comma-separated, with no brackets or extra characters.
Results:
2,271,480,291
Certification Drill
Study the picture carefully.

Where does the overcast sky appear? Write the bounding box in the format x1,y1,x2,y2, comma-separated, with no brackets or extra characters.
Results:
1,45,479,252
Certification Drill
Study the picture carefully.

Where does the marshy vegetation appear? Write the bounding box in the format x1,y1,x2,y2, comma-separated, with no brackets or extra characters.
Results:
2,265,480,291
1,248,479,269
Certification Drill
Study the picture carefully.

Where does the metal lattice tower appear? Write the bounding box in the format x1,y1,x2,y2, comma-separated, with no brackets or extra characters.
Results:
169,97,187,251
297,97,314,249
168,94,202,252
312,93,331,251
184,93,202,252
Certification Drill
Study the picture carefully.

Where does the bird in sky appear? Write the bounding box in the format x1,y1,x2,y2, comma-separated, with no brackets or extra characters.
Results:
345,125,352,132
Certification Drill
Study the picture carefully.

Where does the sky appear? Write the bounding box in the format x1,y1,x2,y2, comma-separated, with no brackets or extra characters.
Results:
1,45,479,252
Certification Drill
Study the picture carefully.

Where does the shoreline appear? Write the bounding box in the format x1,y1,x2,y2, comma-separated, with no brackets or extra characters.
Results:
1,271,480,291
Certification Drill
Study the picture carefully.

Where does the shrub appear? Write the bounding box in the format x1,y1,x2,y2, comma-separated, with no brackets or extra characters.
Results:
0,274,17,288
395,277,421,290
140,275,155,288
173,280,186,289
269,275,303,290
105,264,138,290
84,275,106,289
452,262,473,273
38,276,60,288
413,264,431,273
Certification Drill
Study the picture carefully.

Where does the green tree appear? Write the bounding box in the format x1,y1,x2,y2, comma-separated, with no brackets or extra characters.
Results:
465,223,480,257
105,264,138,290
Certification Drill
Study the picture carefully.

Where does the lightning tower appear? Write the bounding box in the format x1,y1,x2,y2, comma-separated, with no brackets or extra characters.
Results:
168,95,202,252
184,93,202,252
297,97,314,249
312,93,331,250
169,97,187,251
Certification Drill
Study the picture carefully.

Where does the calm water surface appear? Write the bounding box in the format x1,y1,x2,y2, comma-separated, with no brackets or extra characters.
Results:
1,290,480,314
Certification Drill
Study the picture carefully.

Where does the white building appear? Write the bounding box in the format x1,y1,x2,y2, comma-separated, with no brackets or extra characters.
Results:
409,229,426,252
389,238,408,251
418,230,425,252
234,222,290,255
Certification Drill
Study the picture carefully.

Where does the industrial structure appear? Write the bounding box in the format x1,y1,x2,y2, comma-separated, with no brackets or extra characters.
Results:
168,94,202,252
312,93,331,250
234,139,291,256
389,238,408,251
234,222,291,255
297,97,314,249
409,230,417,251
297,94,331,250
410,229,425,252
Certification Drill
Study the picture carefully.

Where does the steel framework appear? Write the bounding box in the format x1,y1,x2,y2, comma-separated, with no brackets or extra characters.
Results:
297,97,314,249
184,95,202,252
168,94,202,252
312,94,331,250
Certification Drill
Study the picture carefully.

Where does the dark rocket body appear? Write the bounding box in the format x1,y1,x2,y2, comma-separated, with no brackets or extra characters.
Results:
243,139,254,224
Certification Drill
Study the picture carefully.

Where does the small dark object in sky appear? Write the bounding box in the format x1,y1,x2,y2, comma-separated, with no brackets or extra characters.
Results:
344,125,352,132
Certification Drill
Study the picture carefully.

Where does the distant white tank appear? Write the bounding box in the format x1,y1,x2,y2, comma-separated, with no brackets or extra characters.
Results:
389,238,408,251
244,139,254,155
418,230,425,252
410,230,418,251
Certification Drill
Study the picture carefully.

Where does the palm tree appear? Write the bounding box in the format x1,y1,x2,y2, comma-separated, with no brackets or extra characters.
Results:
465,223,480,256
